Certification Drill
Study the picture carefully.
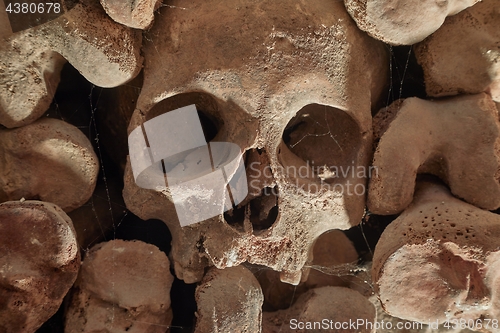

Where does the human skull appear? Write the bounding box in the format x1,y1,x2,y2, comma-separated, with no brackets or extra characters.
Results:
123,0,387,284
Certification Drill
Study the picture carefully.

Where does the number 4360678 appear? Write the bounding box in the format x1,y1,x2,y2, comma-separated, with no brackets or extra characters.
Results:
6,3,61,14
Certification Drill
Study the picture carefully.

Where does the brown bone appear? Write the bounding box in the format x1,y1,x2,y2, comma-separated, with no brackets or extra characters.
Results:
369,93,500,215
0,118,99,212
0,0,143,128
99,0,162,29
415,0,500,102
0,200,80,333
262,286,376,333
194,266,264,333
373,181,500,323
344,0,479,45
65,240,174,333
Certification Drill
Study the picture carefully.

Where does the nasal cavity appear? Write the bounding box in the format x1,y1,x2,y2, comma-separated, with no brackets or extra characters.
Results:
224,186,279,234
224,148,279,234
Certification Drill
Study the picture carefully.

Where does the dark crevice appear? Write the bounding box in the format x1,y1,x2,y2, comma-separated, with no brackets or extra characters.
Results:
224,186,279,233
197,110,218,143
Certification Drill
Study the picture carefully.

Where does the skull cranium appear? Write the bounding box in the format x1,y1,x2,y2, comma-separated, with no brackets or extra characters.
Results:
123,0,387,284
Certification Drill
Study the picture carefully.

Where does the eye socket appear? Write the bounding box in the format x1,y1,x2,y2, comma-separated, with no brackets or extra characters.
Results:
146,92,222,143
280,103,362,184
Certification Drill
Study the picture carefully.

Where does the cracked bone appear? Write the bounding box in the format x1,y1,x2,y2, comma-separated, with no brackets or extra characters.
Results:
373,181,500,324
194,265,264,333
65,239,174,333
100,0,162,29
0,200,80,333
415,0,500,102
368,93,500,215
262,286,376,333
123,0,387,285
0,117,99,212
344,0,479,45
0,0,143,128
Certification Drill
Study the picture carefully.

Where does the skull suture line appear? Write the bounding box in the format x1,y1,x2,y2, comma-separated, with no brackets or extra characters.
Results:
123,0,388,284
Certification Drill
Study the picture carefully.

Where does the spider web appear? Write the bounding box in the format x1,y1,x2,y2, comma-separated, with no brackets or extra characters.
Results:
36,65,188,332
29,18,426,333
258,44,428,333
0,1,422,332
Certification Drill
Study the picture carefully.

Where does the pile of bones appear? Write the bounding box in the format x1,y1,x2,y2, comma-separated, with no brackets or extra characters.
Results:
0,0,499,332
